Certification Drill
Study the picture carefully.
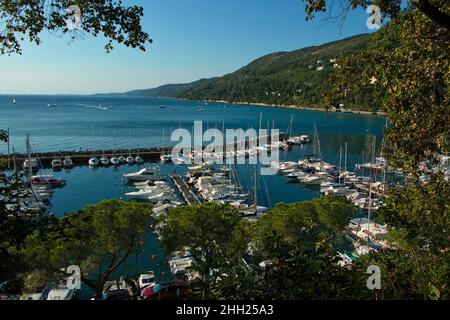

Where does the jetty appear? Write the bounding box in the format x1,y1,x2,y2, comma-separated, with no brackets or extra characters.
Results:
10,147,166,169
171,174,201,205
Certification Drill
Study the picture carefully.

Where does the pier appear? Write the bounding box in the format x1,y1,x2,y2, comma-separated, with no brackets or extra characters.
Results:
10,147,167,169
171,174,201,205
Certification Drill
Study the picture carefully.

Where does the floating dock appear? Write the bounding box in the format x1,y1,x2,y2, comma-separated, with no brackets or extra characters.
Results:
171,174,201,205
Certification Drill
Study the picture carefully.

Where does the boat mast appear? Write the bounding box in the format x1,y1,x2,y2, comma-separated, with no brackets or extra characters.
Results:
367,182,373,246
344,142,348,184
113,128,116,157
26,133,33,179
313,123,317,158
289,114,293,137
339,145,342,184
7,128,10,170
254,165,258,207
128,128,132,157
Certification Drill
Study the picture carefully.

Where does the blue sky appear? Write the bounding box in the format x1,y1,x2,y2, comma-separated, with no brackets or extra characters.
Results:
0,0,373,94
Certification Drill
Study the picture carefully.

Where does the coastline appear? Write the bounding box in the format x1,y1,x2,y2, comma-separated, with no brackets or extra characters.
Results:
178,97,386,116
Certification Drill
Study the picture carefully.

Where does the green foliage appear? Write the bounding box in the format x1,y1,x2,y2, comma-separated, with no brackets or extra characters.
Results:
157,203,251,298
215,237,369,300
326,6,450,174
23,200,152,299
252,196,356,256
380,175,450,251
0,129,48,295
0,0,152,55
175,35,382,111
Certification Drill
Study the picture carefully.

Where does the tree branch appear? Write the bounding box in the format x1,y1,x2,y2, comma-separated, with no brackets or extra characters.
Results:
411,0,450,30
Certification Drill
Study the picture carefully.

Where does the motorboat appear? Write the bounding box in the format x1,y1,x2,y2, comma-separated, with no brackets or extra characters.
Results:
123,167,161,181
299,174,325,185
148,192,178,203
135,156,144,164
23,158,39,172
110,157,120,165
51,159,63,170
102,277,132,300
160,154,172,163
134,180,166,188
100,157,110,166
126,156,135,164
125,187,170,200
118,155,126,164
46,282,76,300
138,271,156,290
88,157,99,166
31,175,65,186
63,156,74,168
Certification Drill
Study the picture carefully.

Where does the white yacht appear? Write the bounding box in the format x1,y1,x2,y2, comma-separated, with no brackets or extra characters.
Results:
88,157,99,166
160,154,172,163
138,271,155,290
299,174,325,185
51,159,63,170
125,185,170,200
126,156,135,164
23,158,38,171
63,156,74,168
46,283,76,300
100,157,110,166
287,135,310,145
123,167,161,181
135,156,144,164
148,191,177,203
110,157,120,165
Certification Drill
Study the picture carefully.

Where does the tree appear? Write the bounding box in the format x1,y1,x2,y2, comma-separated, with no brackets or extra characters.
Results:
252,195,356,257
0,130,48,296
309,3,449,299
23,200,152,299
315,4,450,175
361,174,450,300
157,203,251,299
0,0,152,55
214,196,368,300
304,0,450,30
214,197,364,300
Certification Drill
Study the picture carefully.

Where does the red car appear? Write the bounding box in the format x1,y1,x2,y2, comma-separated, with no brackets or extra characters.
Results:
141,280,188,300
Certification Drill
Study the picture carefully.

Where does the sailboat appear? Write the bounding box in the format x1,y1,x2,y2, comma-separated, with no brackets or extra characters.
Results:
126,129,135,164
110,129,120,165
242,166,269,217
160,128,172,163
135,132,144,164
99,129,110,165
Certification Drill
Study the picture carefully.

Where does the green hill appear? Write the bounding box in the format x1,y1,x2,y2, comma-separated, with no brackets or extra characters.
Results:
124,78,215,97
123,34,382,111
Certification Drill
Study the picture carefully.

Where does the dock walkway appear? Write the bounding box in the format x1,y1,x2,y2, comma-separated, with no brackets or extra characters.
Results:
171,175,201,205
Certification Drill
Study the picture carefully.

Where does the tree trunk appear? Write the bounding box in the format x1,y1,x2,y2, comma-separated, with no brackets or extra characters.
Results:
411,0,450,30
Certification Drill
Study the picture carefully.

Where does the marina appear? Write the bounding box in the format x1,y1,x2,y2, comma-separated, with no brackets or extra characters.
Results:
4,95,448,300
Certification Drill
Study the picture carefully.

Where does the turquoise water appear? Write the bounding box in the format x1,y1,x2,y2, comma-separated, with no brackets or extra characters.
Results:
0,94,387,212
0,95,387,298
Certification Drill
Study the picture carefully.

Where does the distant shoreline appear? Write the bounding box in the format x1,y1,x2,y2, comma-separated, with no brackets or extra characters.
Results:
177,98,386,116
